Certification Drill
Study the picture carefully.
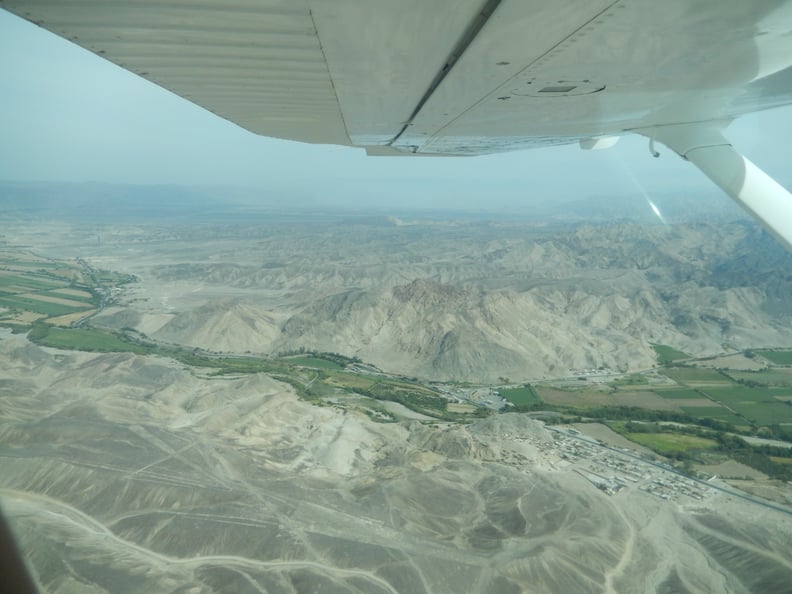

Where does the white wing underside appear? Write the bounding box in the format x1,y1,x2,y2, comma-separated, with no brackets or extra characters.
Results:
4,0,792,155
3,0,792,245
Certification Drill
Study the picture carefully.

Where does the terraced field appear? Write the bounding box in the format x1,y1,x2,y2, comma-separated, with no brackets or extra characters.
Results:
0,252,96,330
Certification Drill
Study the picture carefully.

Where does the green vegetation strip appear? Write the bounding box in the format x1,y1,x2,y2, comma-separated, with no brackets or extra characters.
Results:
24,317,792,480
0,260,61,268
771,388,792,399
654,388,703,399
611,374,650,386
36,289,96,304
29,325,150,354
756,350,792,365
285,356,343,370
499,385,541,408
661,367,731,383
0,274,64,289
608,422,792,479
350,381,488,421
652,344,689,364
624,432,717,456
679,407,747,426
726,370,792,387
0,295,86,317
26,324,487,421
731,403,792,425
702,386,779,404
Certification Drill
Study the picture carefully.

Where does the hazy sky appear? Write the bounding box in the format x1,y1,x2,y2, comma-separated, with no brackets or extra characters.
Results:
2,8,792,210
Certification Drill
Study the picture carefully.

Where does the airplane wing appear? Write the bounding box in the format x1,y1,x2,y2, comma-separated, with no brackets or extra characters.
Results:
3,1,792,245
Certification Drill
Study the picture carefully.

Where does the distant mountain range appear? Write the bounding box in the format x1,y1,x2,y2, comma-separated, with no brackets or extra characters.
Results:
0,180,748,223
87,215,792,382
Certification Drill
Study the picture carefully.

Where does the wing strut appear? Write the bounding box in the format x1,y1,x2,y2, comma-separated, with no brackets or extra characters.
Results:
643,124,792,251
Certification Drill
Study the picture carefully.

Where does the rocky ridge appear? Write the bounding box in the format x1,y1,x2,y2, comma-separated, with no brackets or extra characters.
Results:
92,220,792,382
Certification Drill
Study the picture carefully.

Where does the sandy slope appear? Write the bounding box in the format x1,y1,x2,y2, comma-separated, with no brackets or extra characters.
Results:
77,220,792,382
2,335,792,593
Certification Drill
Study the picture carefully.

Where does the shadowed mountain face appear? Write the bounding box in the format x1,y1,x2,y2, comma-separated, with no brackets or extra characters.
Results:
2,337,791,594
78,218,792,382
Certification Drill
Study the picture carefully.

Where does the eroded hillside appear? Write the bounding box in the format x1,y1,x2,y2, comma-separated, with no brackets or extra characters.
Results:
2,335,791,593
64,218,792,382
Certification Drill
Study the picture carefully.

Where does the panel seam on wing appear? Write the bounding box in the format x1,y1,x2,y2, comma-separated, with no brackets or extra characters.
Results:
415,0,623,154
308,8,353,145
388,0,504,149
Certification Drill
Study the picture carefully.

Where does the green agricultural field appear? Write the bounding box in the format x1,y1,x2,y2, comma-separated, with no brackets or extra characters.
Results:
379,378,441,395
756,350,792,365
654,388,703,399
324,372,377,390
338,376,481,420
0,259,60,268
661,367,731,384
367,384,448,414
30,326,289,375
325,372,438,399
730,402,792,425
285,356,343,370
93,271,136,285
624,432,718,456
771,388,792,400
499,386,541,407
0,274,63,290
652,344,689,364
534,386,615,408
680,406,746,426
300,379,337,398
701,386,779,404
169,352,279,374
0,295,85,317
725,369,792,387
611,374,650,387
33,326,150,354
36,289,95,304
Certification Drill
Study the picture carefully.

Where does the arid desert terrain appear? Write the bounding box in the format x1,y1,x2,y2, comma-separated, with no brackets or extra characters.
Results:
2,191,792,593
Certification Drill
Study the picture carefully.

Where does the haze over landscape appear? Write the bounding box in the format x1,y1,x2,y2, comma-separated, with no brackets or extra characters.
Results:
2,187,792,593
3,8,792,208
3,6,792,593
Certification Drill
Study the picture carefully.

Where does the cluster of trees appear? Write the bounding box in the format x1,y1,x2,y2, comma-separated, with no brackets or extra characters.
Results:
622,420,719,437
533,401,792,478
554,404,738,431
315,351,362,365
278,347,362,366
350,386,489,421
26,321,49,342
764,424,792,442
617,420,792,480
714,433,792,480
351,386,446,411
734,377,768,388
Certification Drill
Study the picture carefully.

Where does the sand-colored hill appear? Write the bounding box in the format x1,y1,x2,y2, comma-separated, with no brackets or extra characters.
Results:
79,221,791,382
152,298,283,353
275,279,654,380
2,336,791,593
164,276,784,382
